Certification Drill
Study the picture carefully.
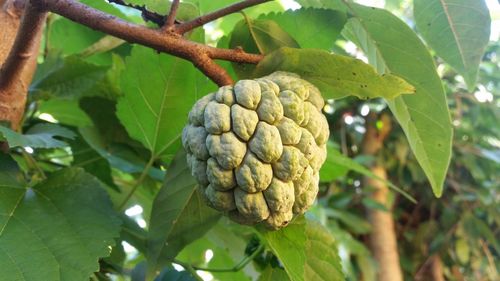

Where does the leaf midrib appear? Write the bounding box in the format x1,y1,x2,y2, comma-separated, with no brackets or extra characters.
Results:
343,2,439,189
437,0,468,70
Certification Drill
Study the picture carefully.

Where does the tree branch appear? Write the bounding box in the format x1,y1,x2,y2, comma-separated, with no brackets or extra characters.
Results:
176,0,272,34
36,0,263,86
163,0,179,31
191,55,234,85
0,2,46,90
0,0,46,129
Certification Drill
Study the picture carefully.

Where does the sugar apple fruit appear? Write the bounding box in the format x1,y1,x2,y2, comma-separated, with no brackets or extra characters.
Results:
182,71,329,229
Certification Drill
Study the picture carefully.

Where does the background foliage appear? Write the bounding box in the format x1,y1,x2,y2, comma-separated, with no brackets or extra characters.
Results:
0,0,498,280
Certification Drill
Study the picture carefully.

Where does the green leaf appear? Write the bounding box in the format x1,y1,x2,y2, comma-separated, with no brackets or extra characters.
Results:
230,18,300,55
131,263,198,281
0,123,76,149
260,217,344,281
30,55,118,100
319,144,349,181
117,45,212,160
229,18,299,78
30,57,108,98
255,47,415,99
70,132,118,190
321,143,416,202
156,268,198,281
0,168,121,281
326,209,371,234
120,214,148,254
36,99,93,127
462,213,499,253
414,0,491,90
0,154,25,186
258,8,347,50
48,0,130,65
79,126,164,181
79,35,126,58
341,3,453,197
148,151,220,274
125,0,199,19
455,238,470,264
295,0,347,11
258,266,290,281
188,0,284,35
177,237,251,281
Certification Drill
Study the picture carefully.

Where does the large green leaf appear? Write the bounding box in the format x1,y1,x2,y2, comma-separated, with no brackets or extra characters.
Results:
340,3,453,197
0,167,121,281
0,123,76,149
260,217,344,281
147,151,220,274
414,0,491,90
258,8,347,50
117,45,211,161
255,47,415,99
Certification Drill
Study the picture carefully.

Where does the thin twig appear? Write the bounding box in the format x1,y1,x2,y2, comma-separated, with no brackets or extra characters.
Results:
176,0,272,34
118,156,155,211
183,264,203,281
163,0,180,31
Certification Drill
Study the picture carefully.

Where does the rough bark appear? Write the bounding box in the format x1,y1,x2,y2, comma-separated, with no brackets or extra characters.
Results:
0,0,44,130
362,113,403,281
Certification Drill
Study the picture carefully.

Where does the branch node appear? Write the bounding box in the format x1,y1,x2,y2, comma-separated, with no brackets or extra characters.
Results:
163,0,179,31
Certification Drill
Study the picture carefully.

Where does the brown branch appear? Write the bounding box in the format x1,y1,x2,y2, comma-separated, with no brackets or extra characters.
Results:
0,2,46,90
35,0,263,86
191,55,234,86
176,0,272,34
163,0,179,31
0,0,46,129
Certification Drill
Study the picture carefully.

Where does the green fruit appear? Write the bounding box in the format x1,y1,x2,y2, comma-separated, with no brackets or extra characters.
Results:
182,72,329,230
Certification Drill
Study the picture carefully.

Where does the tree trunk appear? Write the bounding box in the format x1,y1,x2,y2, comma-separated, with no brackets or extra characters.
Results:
362,113,403,281
0,0,42,130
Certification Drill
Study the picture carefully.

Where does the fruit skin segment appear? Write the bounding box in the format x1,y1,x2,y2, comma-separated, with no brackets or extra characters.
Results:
182,71,329,230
